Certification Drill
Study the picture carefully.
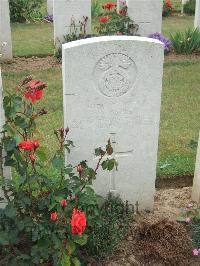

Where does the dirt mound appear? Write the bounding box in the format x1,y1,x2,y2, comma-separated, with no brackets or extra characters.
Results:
136,216,192,265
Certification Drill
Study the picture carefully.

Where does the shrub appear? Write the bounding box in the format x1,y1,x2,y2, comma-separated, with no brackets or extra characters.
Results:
0,76,118,265
84,193,133,260
184,0,196,15
9,0,43,22
162,0,173,17
148,32,172,54
177,203,200,256
170,28,200,54
95,1,138,36
92,0,102,17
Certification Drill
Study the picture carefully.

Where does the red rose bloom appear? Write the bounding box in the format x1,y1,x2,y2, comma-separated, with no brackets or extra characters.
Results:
18,141,34,151
102,2,116,10
24,80,46,103
99,16,109,23
71,209,86,235
60,199,67,207
18,140,39,151
50,212,57,221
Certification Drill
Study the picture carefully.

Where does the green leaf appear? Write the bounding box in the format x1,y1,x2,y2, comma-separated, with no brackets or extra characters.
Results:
95,148,101,156
15,116,28,129
36,147,48,162
12,96,22,107
66,239,76,254
4,138,16,152
72,257,81,266
107,159,115,171
4,205,17,218
61,252,71,266
52,153,64,169
176,216,186,222
73,234,88,246
64,167,73,175
0,231,9,245
101,160,108,170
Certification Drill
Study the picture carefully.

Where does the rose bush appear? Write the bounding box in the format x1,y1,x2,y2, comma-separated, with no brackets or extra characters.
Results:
95,1,138,36
0,76,117,265
163,0,173,17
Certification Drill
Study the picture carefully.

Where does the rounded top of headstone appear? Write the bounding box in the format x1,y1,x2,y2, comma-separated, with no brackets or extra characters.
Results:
62,36,164,50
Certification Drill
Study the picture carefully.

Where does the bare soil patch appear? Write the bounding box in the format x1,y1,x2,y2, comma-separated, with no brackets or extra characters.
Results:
98,186,200,266
1,56,60,72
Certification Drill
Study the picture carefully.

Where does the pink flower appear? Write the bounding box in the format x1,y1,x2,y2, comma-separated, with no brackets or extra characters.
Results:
187,203,193,208
185,217,192,223
193,248,199,256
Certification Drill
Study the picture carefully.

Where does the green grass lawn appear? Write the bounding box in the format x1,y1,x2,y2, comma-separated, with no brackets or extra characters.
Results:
2,59,200,178
3,1,199,178
10,2,194,57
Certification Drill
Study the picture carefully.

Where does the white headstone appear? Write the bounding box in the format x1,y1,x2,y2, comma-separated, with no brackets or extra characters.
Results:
0,67,11,208
62,36,164,210
47,0,53,15
0,0,12,60
194,0,200,28
122,0,163,36
192,131,200,203
181,0,188,13
53,0,91,48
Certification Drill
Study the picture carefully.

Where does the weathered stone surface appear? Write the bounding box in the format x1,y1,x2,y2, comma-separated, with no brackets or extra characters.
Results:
125,0,163,36
53,0,91,47
47,0,53,15
0,0,12,60
192,131,200,203
62,36,164,210
194,0,200,28
0,67,11,208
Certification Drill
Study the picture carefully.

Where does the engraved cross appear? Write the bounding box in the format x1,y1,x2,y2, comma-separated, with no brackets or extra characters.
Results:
108,133,133,194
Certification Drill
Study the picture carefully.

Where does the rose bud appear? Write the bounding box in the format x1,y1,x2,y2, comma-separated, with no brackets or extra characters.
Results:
33,140,39,149
60,199,67,208
29,154,37,161
50,212,57,221
77,164,83,173
65,127,69,135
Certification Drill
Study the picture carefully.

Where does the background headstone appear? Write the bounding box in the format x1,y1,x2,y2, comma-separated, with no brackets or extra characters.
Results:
62,36,164,210
194,0,200,28
0,67,11,208
47,0,53,15
192,131,200,203
0,0,12,60
181,0,188,13
124,0,163,36
53,0,91,47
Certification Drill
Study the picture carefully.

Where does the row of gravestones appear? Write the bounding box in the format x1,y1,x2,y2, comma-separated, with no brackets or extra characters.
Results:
1,33,200,210
0,0,200,208
1,0,200,60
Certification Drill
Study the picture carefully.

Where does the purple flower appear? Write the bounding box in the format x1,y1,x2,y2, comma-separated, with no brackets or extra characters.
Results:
193,248,199,256
44,15,53,23
185,217,192,223
148,32,171,54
